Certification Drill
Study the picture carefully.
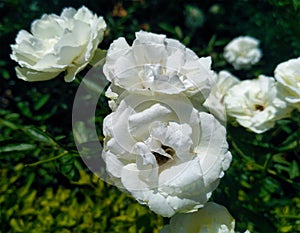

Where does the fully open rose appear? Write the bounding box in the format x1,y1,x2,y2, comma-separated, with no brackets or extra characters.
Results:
224,75,290,133
10,6,106,82
102,92,231,217
103,31,214,103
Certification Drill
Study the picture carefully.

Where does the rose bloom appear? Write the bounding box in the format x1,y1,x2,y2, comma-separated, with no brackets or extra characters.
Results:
224,75,290,133
203,70,240,125
102,92,232,217
160,202,250,233
10,6,106,82
223,36,262,70
103,31,214,103
274,57,300,110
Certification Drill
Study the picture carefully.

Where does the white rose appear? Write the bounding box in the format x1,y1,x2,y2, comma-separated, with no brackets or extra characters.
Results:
160,202,249,233
102,92,232,217
203,70,240,125
224,75,290,133
274,57,300,109
224,36,262,70
103,30,214,103
10,6,106,82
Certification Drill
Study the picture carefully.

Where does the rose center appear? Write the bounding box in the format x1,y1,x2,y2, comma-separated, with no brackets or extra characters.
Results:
152,144,175,166
254,104,265,111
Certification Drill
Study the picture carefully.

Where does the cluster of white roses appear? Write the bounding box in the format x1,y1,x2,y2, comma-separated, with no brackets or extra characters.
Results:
13,5,300,232
102,30,232,220
207,36,300,134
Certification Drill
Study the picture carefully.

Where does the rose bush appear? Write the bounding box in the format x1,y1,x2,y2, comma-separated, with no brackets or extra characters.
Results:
274,57,300,110
5,2,300,232
102,92,232,217
160,202,250,233
103,31,214,104
223,36,262,70
10,6,106,82
224,75,290,133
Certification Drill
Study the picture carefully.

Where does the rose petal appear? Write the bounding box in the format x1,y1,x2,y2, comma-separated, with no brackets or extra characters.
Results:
15,66,62,81
128,103,172,139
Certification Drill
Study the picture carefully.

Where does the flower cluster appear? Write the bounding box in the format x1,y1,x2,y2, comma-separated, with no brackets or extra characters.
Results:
208,43,298,133
11,5,300,232
217,36,299,134
102,31,231,217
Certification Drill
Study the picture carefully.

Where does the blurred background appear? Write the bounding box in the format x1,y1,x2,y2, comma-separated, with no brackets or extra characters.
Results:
1,0,300,232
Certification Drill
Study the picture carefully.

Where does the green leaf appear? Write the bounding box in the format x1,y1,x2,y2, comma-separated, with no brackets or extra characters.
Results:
58,153,80,181
0,117,18,130
293,0,300,10
274,163,290,173
207,35,217,51
174,26,183,39
18,173,35,198
10,218,24,232
182,36,191,45
33,105,58,121
273,154,290,165
23,127,56,144
0,142,36,153
158,22,175,34
33,93,50,111
17,101,32,118
289,160,300,179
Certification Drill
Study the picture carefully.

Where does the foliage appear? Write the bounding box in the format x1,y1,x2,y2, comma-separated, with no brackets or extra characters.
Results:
0,109,163,233
1,0,300,232
214,113,300,232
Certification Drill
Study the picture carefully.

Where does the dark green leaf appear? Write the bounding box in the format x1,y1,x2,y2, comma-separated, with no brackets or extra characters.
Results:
33,93,50,111
58,153,80,181
17,102,32,118
23,127,55,144
158,22,175,34
289,160,300,179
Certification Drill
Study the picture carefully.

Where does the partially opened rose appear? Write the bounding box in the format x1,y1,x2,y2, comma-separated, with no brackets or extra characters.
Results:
103,31,214,103
224,75,290,133
274,57,300,110
203,70,240,125
160,202,250,233
223,36,262,70
102,92,231,217
10,6,106,82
